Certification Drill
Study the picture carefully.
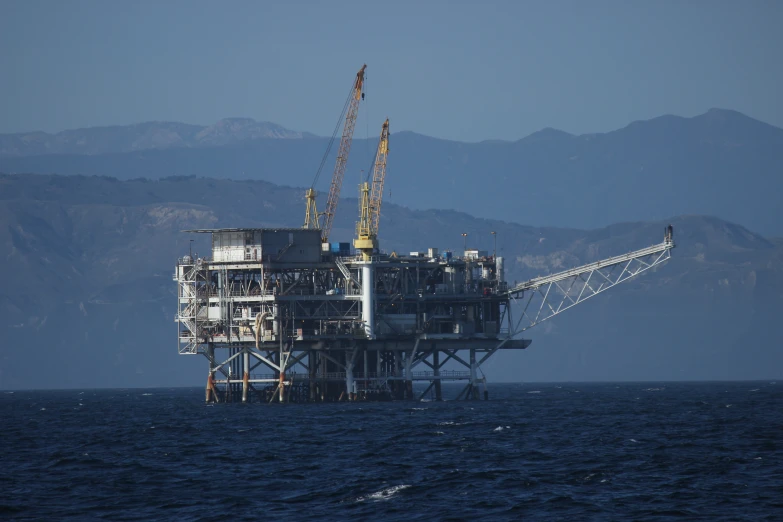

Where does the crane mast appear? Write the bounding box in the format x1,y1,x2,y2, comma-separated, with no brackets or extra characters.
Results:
354,119,390,260
304,64,367,242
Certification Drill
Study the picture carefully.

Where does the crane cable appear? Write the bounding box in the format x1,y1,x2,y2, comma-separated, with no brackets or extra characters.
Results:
364,74,370,183
310,84,355,190
364,151,376,183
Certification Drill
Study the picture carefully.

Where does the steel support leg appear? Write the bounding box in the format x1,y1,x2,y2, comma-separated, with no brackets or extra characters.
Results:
242,349,249,403
470,348,479,400
345,350,355,401
433,348,442,401
206,343,216,403
309,351,316,402
363,349,369,400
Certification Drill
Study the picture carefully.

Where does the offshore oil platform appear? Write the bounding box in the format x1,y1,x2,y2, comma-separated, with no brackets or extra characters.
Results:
174,65,675,403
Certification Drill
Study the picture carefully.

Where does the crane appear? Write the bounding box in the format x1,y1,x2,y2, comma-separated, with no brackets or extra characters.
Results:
354,118,390,260
304,64,367,243
501,225,675,335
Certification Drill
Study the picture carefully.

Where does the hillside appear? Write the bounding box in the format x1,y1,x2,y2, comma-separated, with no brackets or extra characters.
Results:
2,109,781,236
1,173,781,389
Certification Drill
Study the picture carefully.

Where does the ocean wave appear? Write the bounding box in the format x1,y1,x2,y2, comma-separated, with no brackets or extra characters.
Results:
356,484,411,502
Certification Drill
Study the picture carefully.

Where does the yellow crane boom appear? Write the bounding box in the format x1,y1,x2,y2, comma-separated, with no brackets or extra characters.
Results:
354,118,390,260
304,64,366,242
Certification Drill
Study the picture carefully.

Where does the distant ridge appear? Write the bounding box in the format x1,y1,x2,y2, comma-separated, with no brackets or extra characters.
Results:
1,108,782,236
0,118,311,157
0,173,781,388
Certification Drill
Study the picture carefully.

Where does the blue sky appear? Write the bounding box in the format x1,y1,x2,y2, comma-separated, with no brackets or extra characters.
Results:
1,0,781,141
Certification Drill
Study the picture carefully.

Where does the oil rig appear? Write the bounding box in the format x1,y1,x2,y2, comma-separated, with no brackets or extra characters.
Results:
174,65,675,403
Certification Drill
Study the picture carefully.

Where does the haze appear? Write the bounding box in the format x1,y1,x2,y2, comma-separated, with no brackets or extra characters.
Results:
1,0,782,141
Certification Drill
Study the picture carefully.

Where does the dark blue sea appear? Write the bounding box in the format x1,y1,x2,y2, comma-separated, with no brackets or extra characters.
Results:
3,382,781,520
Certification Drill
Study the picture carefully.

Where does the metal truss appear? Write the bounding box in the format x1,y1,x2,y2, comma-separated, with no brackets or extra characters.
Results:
506,239,673,334
176,260,203,355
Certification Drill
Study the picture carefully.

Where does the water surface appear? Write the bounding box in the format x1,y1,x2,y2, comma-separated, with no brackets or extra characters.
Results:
3,382,781,520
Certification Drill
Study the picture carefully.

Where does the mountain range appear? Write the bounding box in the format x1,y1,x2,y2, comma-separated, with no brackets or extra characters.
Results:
2,109,782,237
1,173,781,390
0,118,309,157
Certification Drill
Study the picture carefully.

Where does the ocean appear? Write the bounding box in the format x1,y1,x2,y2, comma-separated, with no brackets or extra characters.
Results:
2,382,781,520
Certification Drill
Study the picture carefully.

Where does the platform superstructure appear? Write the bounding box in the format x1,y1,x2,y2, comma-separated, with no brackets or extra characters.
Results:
173,64,675,402
176,229,533,402
174,226,674,402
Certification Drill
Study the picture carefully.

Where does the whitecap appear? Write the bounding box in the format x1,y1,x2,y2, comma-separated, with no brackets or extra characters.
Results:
749,389,759,392
142,393,153,396
527,390,541,394
434,431,444,435
40,407,46,411
629,438,639,443
726,404,733,408
754,457,762,460
493,426,504,432
356,484,410,502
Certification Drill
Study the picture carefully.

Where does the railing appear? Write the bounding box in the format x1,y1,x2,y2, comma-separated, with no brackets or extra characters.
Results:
248,370,472,381
195,286,359,298
177,257,212,266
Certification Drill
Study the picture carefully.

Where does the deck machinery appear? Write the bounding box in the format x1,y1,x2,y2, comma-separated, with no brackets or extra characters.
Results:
174,225,675,403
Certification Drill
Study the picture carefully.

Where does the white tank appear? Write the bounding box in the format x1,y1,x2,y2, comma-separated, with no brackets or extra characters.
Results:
496,257,505,283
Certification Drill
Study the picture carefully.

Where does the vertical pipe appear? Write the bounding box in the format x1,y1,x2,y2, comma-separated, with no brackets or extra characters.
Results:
361,264,375,339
